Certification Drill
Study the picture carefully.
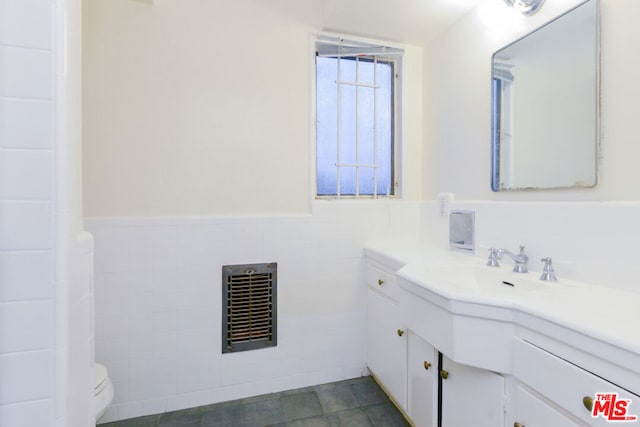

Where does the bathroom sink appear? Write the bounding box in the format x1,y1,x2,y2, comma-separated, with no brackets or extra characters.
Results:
420,264,550,295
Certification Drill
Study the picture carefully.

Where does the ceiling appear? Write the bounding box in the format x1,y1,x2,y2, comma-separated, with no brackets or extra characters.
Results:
322,0,485,45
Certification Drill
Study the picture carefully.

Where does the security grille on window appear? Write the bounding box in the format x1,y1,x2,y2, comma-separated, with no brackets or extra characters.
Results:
316,38,402,198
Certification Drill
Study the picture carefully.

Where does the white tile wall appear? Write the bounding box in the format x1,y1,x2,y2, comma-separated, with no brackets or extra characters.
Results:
0,350,54,404
0,149,54,199
0,399,54,427
0,99,54,149
0,0,58,425
90,199,640,423
0,251,54,301
0,301,53,353
86,201,421,423
0,47,53,99
0,0,53,50
65,233,96,427
0,201,54,249
422,200,640,293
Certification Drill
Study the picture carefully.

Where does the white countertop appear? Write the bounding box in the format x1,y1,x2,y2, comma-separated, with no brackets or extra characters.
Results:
364,241,640,393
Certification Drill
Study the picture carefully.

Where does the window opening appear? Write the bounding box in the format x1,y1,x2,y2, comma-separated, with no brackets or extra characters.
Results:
316,39,401,198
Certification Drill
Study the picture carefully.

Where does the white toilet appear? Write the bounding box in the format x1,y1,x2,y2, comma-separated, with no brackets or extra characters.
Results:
94,363,114,422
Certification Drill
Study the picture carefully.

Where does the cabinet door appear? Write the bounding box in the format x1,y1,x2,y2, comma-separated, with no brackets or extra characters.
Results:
367,289,407,409
441,355,504,427
408,331,437,427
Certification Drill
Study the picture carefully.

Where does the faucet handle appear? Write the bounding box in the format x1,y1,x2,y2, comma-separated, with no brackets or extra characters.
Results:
487,248,501,267
518,245,529,262
540,257,558,281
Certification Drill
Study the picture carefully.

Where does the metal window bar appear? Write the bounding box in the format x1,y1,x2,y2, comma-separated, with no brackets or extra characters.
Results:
373,56,378,198
322,40,397,198
334,54,383,198
355,56,359,198
334,80,379,88
335,163,379,168
336,53,342,198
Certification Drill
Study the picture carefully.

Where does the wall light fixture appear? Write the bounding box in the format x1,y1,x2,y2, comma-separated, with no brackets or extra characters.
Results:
503,0,545,15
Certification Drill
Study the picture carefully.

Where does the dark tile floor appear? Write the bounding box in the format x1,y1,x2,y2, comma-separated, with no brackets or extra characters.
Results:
100,376,410,427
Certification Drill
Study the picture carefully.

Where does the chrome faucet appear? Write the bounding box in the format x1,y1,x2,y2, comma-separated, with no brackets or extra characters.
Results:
486,248,501,267
487,246,529,273
539,257,558,281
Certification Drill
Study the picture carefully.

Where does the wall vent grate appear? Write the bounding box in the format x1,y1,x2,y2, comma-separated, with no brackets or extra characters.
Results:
222,263,277,353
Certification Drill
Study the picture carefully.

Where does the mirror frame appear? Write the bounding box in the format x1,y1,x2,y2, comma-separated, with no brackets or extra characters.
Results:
491,0,601,192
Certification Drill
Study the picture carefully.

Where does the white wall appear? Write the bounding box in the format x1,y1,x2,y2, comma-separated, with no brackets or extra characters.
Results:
0,0,55,425
82,0,424,422
0,0,57,424
82,0,423,217
57,1,96,426
0,1,92,426
424,0,640,201
422,200,640,293
421,0,640,293
86,202,421,422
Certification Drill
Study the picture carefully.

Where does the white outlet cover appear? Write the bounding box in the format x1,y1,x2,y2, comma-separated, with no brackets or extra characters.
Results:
437,193,454,217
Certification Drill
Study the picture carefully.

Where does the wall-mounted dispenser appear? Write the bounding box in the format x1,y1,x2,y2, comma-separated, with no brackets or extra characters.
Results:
449,211,475,253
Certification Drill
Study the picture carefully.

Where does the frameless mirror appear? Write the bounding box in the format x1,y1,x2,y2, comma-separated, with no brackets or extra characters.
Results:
491,0,599,191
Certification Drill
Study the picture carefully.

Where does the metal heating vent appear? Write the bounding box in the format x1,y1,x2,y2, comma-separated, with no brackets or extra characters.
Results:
222,263,277,353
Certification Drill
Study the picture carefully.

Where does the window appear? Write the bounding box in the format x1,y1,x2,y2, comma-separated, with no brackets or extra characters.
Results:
315,38,402,198
491,63,514,191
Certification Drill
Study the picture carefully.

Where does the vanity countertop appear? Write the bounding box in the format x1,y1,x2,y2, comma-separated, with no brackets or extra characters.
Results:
364,241,640,392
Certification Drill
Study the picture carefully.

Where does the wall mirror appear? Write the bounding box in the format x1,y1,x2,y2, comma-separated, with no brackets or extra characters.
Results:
491,0,599,191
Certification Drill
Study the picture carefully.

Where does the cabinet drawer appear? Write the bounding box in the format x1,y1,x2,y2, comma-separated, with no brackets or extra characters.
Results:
513,384,585,427
513,339,639,426
365,262,400,302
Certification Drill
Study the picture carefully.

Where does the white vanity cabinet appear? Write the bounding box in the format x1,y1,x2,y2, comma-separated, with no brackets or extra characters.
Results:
440,355,505,427
366,262,408,410
407,331,437,426
365,244,640,427
366,258,506,425
511,338,640,427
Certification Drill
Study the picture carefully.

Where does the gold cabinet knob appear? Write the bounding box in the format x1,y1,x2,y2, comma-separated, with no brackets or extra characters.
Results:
397,329,405,337
583,396,594,412
423,361,432,370
514,423,525,427
377,279,384,286
440,369,449,379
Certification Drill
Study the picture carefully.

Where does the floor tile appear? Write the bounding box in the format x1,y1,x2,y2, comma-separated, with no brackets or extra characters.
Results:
243,392,281,404
101,414,158,427
315,383,360,414
341,377,371,386
327,408,373,427
280,386,315,396
199,399,243,411
201,404,243,427
158,406,200,426
243,396,286,427
281,392,323,421
287,416,332,427
350,378,389,407
104,376,408,427
363,403,410,427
